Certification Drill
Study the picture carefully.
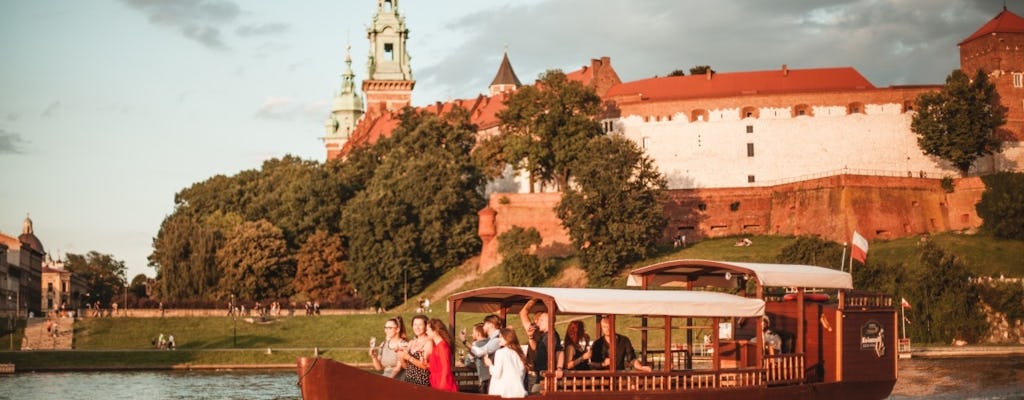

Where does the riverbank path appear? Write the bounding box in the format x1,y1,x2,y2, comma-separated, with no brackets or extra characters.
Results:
21,317,73,350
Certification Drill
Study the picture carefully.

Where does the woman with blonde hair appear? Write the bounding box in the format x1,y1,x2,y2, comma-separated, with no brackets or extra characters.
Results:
484,328,529,398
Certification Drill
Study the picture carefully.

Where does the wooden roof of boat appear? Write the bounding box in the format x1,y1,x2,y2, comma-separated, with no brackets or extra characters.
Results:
449,286,765,318
627,259,853,290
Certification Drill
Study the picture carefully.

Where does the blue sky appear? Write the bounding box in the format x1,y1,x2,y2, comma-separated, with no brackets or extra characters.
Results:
0,0,1012,280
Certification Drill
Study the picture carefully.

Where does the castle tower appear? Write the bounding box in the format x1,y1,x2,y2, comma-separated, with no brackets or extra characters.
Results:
489,50,522,96
363,0,415,116
958,6,1024,142
324,44,364,160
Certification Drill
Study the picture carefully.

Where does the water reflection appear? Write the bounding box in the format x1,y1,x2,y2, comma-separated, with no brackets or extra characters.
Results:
1,370,301,400
0,357,1021,399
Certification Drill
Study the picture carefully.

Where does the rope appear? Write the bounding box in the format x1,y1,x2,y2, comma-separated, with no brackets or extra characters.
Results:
296,357,320,389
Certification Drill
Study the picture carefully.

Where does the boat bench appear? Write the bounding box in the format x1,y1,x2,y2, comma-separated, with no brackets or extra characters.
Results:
454,366,481,393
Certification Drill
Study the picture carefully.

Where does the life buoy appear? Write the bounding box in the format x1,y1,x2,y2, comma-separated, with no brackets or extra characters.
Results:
783,293,829,302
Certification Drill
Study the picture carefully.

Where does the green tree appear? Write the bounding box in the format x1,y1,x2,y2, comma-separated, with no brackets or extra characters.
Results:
341,107,486,308
129,274,149,299
689,65,714,75
495,70,604,191
148,214,223,302
905,243,987,343
217,219,295,301
64,251,127,305
976,172,1024,239
555,135,668,285
497,226,550,286
912,69,1006,176
667,69,686,77
293,230,350,304
775,236,846,269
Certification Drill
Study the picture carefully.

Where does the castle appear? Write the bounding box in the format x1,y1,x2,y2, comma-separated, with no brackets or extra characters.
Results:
323,1,1024,270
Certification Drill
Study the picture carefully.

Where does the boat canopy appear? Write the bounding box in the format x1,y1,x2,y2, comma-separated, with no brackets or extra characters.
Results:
627,259,853,290
449,286,765,318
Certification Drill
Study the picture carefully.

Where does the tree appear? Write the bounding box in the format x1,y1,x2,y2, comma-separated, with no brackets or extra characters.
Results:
64,251,127,305
667,69,686,77
912,69,1006,176
148,214,223,302
776,236,846,269
555,135,668,285
341,107,486,308
905,243,987,343
976,172,1024,239
217,219,295,301
497,226,550,286
495,70,604,191
293,230,350,304
129,274,149,299
689,65,714,75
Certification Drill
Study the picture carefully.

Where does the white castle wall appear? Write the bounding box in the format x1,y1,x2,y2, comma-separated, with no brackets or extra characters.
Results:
617,104,970,189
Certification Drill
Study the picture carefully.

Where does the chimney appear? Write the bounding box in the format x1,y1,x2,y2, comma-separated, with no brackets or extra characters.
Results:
782,64,789,77
705,69,712,81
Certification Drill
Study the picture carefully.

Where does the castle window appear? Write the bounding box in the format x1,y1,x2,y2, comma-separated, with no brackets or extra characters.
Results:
793,104,811,117
1014,73,1023,88
903,100,915,113
741,106,758,119
642,137,652,149
384,43,394,60
384,0,393,11
747,175,756,183
746,125,753,134
746,143,754,157
848,102,865,114
691,109,708,122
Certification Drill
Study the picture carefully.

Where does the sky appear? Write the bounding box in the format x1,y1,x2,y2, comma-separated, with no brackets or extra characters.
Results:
0,0,1014,280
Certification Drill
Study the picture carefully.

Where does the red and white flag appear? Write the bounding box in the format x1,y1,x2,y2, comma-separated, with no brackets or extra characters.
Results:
901,297,912,309
851,230,869,263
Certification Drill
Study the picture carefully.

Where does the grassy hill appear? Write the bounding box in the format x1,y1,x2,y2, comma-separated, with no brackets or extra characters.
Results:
2,232,1019,369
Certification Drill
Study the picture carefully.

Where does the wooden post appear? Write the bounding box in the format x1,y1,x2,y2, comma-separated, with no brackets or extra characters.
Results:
797,288,805,355
608,314,618,373
663,316,672,372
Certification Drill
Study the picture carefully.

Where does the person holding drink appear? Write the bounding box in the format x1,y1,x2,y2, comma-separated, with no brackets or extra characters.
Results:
396,314,432,386
369,316,408,379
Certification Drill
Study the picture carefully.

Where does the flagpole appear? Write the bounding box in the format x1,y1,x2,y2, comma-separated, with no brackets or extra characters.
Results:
840,243,847,272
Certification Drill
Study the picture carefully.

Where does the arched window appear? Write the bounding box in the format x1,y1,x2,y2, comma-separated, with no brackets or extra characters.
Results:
792,104,812,117
847,102,865,114
691,109,708,122
740,106,759,119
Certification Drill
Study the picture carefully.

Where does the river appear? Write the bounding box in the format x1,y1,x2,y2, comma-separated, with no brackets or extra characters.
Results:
0,357,1021,399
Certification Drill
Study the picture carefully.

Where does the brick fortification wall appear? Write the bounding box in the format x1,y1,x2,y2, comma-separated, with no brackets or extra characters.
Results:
478,175,985,270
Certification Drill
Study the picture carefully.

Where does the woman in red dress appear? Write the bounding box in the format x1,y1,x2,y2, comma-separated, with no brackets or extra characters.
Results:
425,318,458,392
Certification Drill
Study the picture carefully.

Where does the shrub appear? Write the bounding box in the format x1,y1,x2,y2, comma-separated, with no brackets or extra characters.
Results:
976,172,1024,239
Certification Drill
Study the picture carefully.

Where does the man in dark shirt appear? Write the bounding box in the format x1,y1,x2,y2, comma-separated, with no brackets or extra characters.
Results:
589,316,652,371
520,298,564,391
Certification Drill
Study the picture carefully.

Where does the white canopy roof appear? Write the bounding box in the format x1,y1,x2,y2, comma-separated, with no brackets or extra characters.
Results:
627,259,853,290
450,286,765,318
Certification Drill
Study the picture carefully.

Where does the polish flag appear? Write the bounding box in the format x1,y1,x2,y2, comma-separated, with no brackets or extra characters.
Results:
901,298,912,309
851,230,869,263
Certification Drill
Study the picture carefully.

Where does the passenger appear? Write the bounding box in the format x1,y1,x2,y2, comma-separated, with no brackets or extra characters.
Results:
589,316,652,372
562,320,591,371
519,298,564,392
424,318,458,392
370,316,408,379
396,314,432,386
483,328,529,398
462,315,501,393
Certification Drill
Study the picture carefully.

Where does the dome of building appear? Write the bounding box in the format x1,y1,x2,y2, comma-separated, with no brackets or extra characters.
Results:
18,214,44,254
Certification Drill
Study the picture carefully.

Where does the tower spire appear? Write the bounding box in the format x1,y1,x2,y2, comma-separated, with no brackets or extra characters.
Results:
324,40,365,160
362,0,415,116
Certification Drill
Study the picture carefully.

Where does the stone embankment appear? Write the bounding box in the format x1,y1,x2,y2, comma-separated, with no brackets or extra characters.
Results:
912,345,1024,358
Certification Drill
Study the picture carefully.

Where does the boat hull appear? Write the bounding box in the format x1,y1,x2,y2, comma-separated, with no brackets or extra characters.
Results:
296,357,895,400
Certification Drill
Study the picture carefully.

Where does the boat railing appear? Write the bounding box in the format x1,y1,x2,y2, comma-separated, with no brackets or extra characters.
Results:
544,368,763,393
844,291,893,309
763,353,804,386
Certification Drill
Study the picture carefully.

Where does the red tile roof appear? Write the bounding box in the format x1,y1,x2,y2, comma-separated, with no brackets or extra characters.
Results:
605,67,875,102
565,64,594,85
959,7,1024,45
339,93,511,156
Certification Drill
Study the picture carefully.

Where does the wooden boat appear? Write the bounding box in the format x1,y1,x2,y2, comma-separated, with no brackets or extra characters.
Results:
297,259,897,400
